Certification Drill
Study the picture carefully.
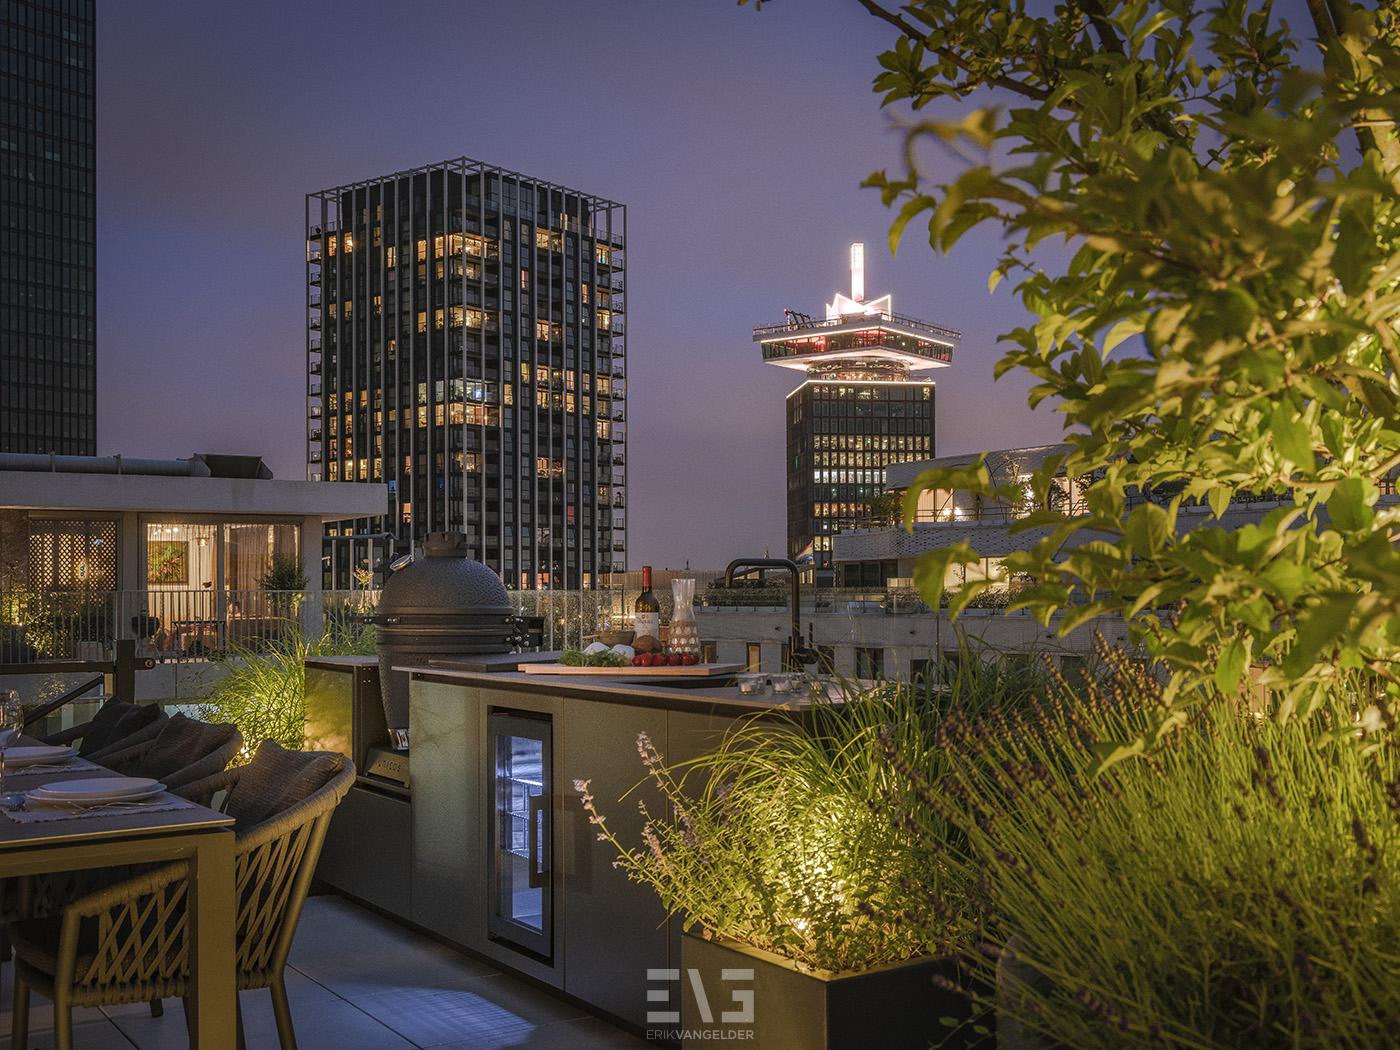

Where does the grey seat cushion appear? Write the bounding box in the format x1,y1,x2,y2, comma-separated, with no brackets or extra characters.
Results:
137,714,236,781
78,701,161,757
224,741,343,832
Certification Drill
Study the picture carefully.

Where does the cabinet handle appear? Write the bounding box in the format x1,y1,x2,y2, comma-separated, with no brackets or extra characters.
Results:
528,792,548,888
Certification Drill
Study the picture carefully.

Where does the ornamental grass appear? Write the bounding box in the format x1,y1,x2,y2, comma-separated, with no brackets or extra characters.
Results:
579,650,1050,973
896,642,1400,1048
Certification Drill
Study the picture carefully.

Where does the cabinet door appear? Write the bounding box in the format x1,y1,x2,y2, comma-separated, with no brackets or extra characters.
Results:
560,699,670,1028
410,680,480,944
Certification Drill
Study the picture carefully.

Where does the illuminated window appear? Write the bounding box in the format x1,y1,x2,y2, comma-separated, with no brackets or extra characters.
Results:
416,311,427,333
536,319,551,341
520,268,529,291
416,239,427,263
386,245,397,268
342,233,354,253
581,283,590,304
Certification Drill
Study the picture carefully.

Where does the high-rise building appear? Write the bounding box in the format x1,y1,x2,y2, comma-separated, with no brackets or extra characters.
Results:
0,0,96,455
307,158,627,590
754,244,959,578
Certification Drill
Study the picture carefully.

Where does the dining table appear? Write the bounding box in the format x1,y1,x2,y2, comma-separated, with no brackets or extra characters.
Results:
0,739,237,1049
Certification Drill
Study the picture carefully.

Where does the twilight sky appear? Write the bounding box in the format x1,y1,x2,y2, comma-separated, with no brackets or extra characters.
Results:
98,0,1070,569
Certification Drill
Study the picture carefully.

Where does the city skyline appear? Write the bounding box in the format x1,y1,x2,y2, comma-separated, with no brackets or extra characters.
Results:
96,0,1065,570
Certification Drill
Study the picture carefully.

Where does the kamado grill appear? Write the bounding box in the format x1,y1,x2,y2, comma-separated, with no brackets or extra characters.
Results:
364,532,532,785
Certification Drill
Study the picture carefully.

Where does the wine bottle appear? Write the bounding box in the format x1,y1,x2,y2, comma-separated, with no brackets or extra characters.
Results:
634,565,661,648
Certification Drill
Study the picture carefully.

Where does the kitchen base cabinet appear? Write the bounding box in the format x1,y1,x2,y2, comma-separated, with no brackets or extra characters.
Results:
561,699,670,1028
410,680,481,946
318,782,412,920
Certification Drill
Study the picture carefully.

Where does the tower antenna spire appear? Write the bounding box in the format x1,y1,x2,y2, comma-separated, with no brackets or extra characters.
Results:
850,242,864,304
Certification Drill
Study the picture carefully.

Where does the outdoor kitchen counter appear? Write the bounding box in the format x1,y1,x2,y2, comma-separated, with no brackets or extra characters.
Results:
394,664,814,715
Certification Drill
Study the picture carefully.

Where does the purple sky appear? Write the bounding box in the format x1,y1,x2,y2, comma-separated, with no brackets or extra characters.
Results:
97,0,1075,569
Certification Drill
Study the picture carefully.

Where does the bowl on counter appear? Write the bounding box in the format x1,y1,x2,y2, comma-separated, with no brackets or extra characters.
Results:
595,629,636,647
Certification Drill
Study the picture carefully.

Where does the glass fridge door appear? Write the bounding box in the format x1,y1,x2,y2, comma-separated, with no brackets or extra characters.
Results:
487,710,552,960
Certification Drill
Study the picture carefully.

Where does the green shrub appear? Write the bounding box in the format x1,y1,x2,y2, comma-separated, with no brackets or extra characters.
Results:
195,621,373,758
897,647,1400,1047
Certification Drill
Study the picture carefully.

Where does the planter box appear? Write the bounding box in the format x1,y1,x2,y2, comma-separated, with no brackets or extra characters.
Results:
678,931,971,1050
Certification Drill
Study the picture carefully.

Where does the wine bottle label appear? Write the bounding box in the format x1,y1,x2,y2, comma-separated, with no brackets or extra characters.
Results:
634,612,660,639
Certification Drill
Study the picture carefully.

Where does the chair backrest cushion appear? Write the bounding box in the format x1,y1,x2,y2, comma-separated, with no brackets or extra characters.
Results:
225,740,343,831
139,713,236,780
78,700,161,756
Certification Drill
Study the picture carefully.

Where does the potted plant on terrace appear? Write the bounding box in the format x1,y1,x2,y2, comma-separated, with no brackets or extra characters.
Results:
579,666,1038,1049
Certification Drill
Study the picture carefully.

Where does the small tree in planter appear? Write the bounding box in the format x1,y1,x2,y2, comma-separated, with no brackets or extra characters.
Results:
261,555,309,625
579,670,1044,1049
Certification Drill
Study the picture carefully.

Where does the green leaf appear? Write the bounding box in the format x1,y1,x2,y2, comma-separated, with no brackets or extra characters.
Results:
1327,477,1375,532
1214,635,1249,695
1124,502,1173,557
1102,317,1145,356
1269,402,1314,470
1284,593,1360,676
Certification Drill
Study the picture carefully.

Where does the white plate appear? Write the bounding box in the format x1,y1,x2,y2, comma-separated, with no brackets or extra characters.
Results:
1,745,77,768
29,777,163,801
25,784,166,807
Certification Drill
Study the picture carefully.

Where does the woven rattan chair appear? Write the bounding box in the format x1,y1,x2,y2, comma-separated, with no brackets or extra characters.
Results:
96,713,243,790
43,699,166,759
8,748,355,1050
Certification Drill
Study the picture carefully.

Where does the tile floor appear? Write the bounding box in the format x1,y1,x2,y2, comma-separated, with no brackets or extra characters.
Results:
0,893,650,1049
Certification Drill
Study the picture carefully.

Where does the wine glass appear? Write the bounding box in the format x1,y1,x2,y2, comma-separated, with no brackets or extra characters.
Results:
0,690,24,805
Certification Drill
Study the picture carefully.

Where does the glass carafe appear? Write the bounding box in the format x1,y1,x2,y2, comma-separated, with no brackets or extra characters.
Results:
667,578,701,658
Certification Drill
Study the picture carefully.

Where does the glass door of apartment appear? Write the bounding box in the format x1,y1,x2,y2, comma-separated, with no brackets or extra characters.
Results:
487,710,552,961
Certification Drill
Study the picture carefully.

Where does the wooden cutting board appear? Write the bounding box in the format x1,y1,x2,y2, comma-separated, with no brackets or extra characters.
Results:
519,661,743,677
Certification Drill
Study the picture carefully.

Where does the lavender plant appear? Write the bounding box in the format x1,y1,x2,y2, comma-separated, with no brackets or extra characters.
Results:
888,644,1400,1047
579,655,1050,973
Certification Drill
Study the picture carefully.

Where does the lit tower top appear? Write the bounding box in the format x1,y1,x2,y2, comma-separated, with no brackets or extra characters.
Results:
753,242,960,380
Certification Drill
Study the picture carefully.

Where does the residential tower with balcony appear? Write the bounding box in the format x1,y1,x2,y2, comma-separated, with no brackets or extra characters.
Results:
306,158,626,590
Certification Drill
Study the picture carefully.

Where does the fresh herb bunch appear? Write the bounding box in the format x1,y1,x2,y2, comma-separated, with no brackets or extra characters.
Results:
560,647,629,668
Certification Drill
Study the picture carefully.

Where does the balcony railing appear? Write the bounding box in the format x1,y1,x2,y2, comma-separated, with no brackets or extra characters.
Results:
0,589,375,665
754,310,961,344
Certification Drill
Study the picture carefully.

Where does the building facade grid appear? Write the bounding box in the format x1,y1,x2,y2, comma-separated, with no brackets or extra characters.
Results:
0,0,95,455
307,158,626,591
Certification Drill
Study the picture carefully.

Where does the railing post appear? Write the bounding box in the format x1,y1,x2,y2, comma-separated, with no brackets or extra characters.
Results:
111,639,136,703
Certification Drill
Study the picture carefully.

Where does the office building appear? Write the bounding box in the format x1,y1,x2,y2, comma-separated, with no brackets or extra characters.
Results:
0,0,96,454
307,157,626,590
753,244,959,575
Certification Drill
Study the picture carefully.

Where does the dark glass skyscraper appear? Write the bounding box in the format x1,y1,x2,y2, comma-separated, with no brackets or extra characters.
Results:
754,244,959,576
307,158,627,590
0,0,96,455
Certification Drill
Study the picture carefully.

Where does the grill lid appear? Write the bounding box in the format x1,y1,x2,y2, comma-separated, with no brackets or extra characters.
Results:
371,532,512,620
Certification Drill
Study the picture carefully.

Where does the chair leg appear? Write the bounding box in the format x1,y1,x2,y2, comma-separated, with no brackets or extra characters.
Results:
53,995,73,1050
11,970,29,1047
270,973,298,1050
150,995,164,1017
